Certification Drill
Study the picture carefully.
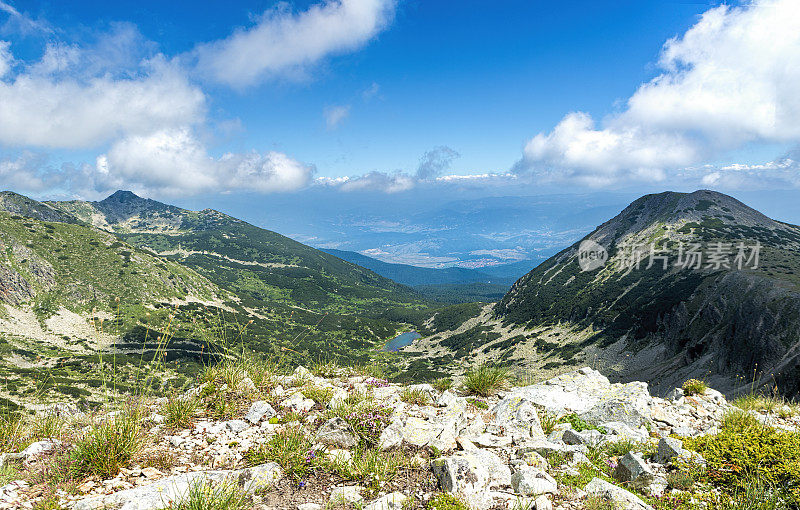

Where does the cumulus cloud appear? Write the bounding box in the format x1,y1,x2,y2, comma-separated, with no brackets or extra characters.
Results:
0,29,205,149
516,0,800,186
339,171,414,193
91,128,314,196
193,0,396,88
329,145,461,193
416,145,460,180
0,151,63,192
324,104,350,128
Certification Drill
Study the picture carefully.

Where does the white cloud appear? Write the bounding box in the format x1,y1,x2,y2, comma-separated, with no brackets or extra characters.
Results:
516,0,800,186
92,128,314,196
362,81,380,100
193,0,396,88
339,171,415,193
0,32,205,149
324,104,350,128
0,0,51,35
0,151,62,192
0,39,11,77
416,145,459,180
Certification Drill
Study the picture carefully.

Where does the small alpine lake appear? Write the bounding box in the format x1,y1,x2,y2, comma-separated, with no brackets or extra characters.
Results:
384,331,422,352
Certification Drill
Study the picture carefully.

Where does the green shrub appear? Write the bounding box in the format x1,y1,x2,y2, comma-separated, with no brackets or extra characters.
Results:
166,479,248,510
684,412,800,501
681,379,707,396
427,493,469,510
466,397,488,410
244,427,317,480
70,410,144,479
560,413,606,434
400,388,431,406
462,364,511,396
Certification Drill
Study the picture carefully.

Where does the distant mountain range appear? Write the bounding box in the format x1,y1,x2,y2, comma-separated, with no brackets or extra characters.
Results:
410,190,800,398
322,248,540,304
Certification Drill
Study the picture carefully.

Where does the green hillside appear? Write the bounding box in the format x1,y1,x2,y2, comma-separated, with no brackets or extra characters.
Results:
0,190,436,411
51,191,425,315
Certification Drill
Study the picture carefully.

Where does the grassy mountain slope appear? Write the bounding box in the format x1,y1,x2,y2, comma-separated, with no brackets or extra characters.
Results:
0,190,435,411
412,190,800,398
51,191,424,315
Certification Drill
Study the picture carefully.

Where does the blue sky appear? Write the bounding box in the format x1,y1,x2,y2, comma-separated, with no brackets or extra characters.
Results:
1,0,799,201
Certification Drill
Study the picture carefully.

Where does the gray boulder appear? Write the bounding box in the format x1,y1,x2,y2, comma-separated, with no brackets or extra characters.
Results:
314,417,358,448
511,465,557,496
613,452,654,488
244,401,276,424
584,477,654,510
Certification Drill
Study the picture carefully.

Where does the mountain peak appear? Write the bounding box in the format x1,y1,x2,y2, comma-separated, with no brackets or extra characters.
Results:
102,190,144,203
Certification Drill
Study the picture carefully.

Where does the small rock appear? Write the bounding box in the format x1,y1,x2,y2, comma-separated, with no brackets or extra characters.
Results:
225,420,249,433
534,495,553,510
584,477,654,510
511,466,557,496
245,401,276,424
364,492,407,510
298,504,321,510
654,437,686,465
141,467,162,479
314,417,358,448
331,486,364,504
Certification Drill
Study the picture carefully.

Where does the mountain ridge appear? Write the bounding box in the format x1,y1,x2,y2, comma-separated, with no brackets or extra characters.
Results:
411,190,800,398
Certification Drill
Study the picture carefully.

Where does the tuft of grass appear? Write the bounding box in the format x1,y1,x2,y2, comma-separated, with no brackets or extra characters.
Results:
0,413,28,453
328,448,407,493
324,392,393,447
584,496,615,510
201,360,246,391
30,414,66,442
432,378,453,393
681,379,707,396
733,392,797,417
462,363,511,397
244,427,317,480
167,479,249,510
162,395,200,430
69,409,144,479
400,388,431,406
311,358,341,378
31,494,65,510
426,493,470,510
301,385,334,405
538,410,558,435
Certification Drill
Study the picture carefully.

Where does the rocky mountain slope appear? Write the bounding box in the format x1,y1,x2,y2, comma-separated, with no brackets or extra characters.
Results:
410,191,800,398
1,365,797,510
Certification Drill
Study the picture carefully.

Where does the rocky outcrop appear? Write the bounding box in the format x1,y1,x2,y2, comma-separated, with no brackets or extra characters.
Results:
0,366,796,510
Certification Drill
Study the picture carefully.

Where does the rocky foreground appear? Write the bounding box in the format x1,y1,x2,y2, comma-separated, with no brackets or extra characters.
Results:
1,366,798,510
